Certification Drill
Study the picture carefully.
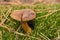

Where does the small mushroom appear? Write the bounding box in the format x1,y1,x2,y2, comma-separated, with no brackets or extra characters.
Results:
10,9,36,33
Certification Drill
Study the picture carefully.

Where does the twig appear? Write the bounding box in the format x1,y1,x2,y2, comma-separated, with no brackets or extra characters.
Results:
0,24,40,40
51,21,57,28
58,30,60,39
0,31,2,40
36,9,60,19
1,7,16,24
14,31,40,40
15,25,21,40
0,7,12,32
14,0,21,4
39,34,47,40
4,7,16,24
54,30,60,40
0,7,12,24
0,2,20,5
0,24,10,32
0,12,3,22
40,32,50,40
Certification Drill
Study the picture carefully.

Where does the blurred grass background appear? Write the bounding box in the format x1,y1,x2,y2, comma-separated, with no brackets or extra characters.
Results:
0,2,60,40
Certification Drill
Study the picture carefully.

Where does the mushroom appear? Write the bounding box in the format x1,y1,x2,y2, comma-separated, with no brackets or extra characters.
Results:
10,9,36,33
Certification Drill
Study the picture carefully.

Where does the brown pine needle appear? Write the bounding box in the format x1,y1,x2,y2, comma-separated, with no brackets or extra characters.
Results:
36,9,60,19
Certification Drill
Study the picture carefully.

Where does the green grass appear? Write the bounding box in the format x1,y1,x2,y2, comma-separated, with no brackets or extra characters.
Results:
0,2,60,40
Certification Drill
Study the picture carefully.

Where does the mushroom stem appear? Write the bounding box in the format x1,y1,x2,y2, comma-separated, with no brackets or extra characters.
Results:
21,21,31,33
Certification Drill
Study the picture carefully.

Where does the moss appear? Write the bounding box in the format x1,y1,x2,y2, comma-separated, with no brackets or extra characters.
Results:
0,3,60,40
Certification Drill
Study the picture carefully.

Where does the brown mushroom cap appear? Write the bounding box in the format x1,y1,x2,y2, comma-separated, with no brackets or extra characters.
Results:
10,9,36,21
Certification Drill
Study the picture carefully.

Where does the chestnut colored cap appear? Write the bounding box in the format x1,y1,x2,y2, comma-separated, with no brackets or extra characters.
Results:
10,9,36,21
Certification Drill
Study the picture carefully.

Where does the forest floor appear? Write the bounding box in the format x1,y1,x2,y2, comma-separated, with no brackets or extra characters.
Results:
0,2,60,40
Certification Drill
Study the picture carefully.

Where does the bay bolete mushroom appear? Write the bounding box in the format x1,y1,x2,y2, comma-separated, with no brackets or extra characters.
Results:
10,9,36,33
